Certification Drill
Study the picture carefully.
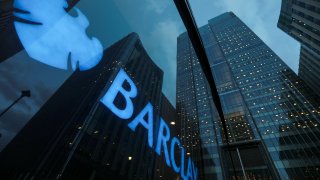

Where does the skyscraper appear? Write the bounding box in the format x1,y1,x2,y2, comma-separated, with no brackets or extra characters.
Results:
177,12,320,179
153,94,180,179
278,0,320,96
0,33,171,179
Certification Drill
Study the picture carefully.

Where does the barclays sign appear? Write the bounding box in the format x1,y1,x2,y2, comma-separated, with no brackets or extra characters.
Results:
101,69,198,180
12,1,198,179
13,0,103,71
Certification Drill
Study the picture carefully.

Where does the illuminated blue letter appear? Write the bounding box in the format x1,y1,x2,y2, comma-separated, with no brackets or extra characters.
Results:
187,157,193,180
155,118,171,167
128,102,153,148
193,161,198,180
180,147,187,179
170,137,181,173
100,68,137,119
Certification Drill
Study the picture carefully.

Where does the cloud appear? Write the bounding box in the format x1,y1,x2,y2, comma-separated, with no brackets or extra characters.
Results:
0,50,70,150
0,103,34,151
219,0,273,45
145,0,170,14
0,128,16,152
0,109,31,135
144,20,184,105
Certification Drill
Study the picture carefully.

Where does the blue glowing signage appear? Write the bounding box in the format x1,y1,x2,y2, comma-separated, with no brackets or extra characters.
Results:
14,0,103,71
12,2,198,178
101,68,198,180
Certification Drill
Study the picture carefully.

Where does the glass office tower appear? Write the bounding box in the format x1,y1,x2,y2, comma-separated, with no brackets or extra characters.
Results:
278,0,320,96
177,33,225,179
177,12,320,179
0,33,176,179
153,94,180,179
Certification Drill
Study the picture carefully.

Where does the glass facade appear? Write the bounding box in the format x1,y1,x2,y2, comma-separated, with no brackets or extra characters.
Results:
177,31,224,179
278,0,320,96
177,12,320,179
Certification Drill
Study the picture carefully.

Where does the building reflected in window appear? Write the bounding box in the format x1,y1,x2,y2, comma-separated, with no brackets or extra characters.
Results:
0,33,179,179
